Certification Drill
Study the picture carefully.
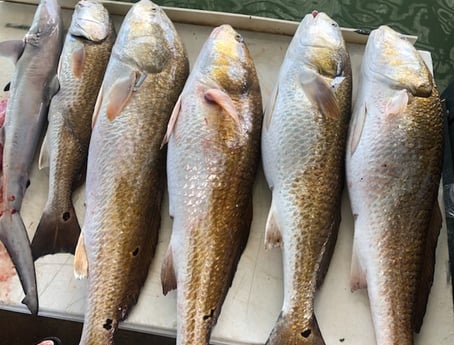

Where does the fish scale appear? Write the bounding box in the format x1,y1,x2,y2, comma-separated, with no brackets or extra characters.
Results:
346,25,443,345
74,1,188,344
162,24,262,345
261,12,352,345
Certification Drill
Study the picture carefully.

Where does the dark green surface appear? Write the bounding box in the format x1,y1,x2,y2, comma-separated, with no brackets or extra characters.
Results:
149,0,453,91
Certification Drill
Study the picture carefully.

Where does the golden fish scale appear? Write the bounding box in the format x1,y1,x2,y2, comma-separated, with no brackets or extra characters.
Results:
172,56,262,343
357,86,442,344
46,31,115,210
80,41,188,344
265,52,352,344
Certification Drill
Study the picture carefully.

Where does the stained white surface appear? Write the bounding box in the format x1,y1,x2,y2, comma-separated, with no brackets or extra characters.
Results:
0,2,453,344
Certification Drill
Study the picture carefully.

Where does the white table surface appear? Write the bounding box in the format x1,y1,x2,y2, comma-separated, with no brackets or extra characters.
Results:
0,2,453,344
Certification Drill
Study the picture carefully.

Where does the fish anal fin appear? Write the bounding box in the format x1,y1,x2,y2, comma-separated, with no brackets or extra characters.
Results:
265,200,283,249
300,67,340,120
161,245,177,295
74,233,89,279
161,95,182,147
71,44,86,79
31,205,80,260
0,40,25,64
350,104,367,156
316,208,341,289
385,89,408,117
264,82,279,130
204,88,240,126
106,71,136,121
38,132,49,169
350,238,367,292
412,201,442,333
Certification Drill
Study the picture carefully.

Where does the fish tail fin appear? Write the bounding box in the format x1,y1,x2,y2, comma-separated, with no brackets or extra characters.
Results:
266,312,326,345
0,212,38,314
31,203,80,260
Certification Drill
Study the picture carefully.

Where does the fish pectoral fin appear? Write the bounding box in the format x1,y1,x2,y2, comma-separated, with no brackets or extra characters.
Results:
0,39,25,64
38,132,50,169
106,70,137,121
385,89,409,117
349,103,367,156
74,233,89,279
161,245,177,295
300,66,340,120
350,239,367,291
92,84,104,128
3,81,11,92
413,201,442,333
71,43,86,79
204,88,241,127
264,82,279,130
264,200,283,249
161,95,182,148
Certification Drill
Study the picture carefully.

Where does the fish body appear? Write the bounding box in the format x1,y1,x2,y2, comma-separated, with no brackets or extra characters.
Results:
31,0,116,260
261,12,352,345
75,1,188,343
162,25,263,345
0,0,63,314
346,25,443,345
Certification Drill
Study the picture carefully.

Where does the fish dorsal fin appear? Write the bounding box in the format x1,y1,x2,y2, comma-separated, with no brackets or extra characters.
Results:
92,84,104,128
350,236,367,291
264,199,283,249
74,233,89,279
38,132,50,169
412,201,442,333
161,95,182,148
161,245,177,295
106,70,137,121
300,67,340,119
349,103,368,156
204,88,240,127
264,82,279,130
0,40,25,64
385,89,408,117
71,44,86,79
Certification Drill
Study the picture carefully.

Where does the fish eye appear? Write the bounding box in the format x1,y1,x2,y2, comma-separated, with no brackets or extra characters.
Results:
235,33,243,43
331,22,338,27
151,6,157,12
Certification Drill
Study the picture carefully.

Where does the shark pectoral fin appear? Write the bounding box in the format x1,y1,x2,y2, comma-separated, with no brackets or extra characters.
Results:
71,44,86,79
264,82,279,130
385,89,409,117
38,132,49,170
161,95,182,148
106,70,136,121
300,66,340,120
161,245,177,295
350,239,367,292
74,233,88,280
265,199,283,249
0,39,25,64
204,88,240,127
413,201,442,333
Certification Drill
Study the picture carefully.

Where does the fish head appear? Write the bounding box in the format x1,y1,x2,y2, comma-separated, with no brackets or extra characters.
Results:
295,11,347,78
28,0,61,37
204,24,256,95
69,0,112,42
112,0,172,73
365,25,432,97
